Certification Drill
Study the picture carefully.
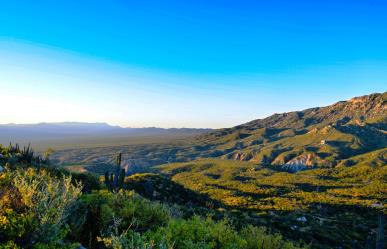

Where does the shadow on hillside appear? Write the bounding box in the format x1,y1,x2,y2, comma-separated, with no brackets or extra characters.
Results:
124,171,385,249
224,201,383,249
293,183,348,192
206,183,291,199
124,174,223,209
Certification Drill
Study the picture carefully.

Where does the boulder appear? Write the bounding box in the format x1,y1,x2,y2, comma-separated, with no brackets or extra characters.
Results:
296,216,307,222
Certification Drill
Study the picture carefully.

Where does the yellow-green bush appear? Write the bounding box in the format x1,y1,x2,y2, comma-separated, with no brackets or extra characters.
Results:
0,168,82,248
98,216,308,249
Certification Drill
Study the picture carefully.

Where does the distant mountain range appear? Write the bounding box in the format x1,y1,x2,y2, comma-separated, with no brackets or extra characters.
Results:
0,122,211,149
0,122,211,136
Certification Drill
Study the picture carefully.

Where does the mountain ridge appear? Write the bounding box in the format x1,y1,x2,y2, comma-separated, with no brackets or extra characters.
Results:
0,122,211,135
195,92,386,170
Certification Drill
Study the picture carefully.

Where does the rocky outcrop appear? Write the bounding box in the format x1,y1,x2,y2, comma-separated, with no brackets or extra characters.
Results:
231,152,252,161
282,154,314,172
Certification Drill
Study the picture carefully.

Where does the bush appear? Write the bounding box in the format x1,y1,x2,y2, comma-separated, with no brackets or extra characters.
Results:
72,190,171,248
98,216,308,249
0,168,82,248
241,225,303,249
147,216,245,249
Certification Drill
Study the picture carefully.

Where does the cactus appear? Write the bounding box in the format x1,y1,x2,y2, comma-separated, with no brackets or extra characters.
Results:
104,171,111,190
104,153,126,192
116,153,122,167
4,143,44,167
118,168,126,188
113,153,121,188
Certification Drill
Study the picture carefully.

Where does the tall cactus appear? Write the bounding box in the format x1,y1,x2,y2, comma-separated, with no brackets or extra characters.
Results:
113,153,122,189
116,153,122,167
104,153,126,192
104,171,111,190
118,168,126,188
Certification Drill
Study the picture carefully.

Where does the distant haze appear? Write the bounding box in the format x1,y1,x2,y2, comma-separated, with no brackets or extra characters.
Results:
0,122,211,151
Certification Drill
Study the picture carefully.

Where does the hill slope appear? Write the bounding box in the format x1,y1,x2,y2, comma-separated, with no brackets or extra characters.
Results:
195,92,386,170
153,155,386,249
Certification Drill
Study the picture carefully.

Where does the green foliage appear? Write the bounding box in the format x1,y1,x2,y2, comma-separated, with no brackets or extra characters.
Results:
147,216,246,249
0,168,83,248
97,229,158,249
0,143,47,169
71,190,171,248
124,173,217,208
98,216,308,249
0,157,306,249
157,158,386,248
240,226,304,249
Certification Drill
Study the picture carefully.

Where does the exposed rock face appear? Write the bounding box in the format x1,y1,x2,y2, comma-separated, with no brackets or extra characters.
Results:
231,152,252,161
240,93,386,130
232,153,242,160
282,164,306,173
282,154,314,172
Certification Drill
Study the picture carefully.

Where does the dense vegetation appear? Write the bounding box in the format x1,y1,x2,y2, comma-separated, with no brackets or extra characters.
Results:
0,144,306,249
154,156,386,249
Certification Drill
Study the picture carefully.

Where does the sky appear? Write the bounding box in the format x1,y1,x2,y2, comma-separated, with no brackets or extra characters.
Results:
0,0,386,128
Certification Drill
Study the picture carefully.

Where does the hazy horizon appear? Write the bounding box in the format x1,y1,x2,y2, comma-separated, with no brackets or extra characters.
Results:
0,121,213,129
0,89,384,129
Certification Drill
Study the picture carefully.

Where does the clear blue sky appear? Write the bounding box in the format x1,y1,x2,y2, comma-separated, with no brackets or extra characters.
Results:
0,0,386,128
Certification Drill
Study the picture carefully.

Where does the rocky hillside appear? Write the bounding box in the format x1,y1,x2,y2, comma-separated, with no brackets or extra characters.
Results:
196,92,386,170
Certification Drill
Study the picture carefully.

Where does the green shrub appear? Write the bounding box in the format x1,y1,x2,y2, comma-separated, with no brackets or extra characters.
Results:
241,225,303,249
147,216,245,249
97,229,159,249
72,190,171,248
0,168,83,248
99,216,307,249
